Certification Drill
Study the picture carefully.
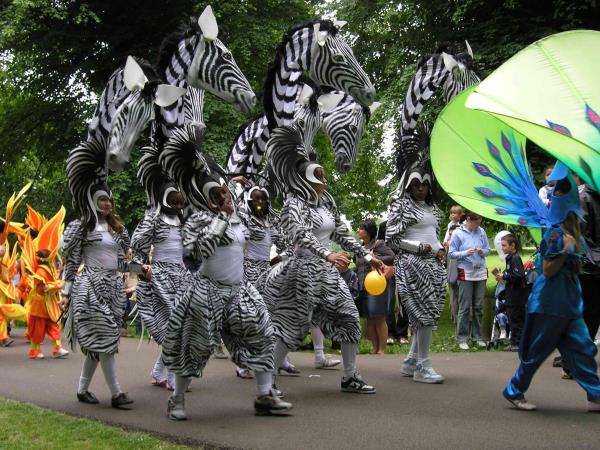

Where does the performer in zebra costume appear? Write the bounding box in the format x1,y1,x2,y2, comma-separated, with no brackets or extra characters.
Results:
263,126,383,395
385,124,447,384
62,150,134,407
131,145,189,389
159,138,291,419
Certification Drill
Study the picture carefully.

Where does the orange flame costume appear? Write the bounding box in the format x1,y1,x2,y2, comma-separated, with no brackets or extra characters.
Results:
21,206,67,359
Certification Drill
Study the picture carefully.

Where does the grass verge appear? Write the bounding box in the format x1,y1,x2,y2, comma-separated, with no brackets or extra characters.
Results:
0,397,196,450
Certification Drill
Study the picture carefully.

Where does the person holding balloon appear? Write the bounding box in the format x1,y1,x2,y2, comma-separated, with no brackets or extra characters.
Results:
385,125,447,384
355,219,395,354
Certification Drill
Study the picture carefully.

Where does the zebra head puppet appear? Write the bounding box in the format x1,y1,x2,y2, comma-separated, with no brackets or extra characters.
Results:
159,128,228,212
106,56,186,172
156,5,256,132
265,126,327,206
399,42,479,136
395,122,434,201
292,80,344,159
322,94,381,173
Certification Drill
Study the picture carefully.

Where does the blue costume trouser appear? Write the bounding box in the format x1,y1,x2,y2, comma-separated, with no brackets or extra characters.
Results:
503,313,600,401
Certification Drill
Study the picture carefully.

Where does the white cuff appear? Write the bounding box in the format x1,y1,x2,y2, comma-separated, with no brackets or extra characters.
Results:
364,254,373,262
62,281,73,296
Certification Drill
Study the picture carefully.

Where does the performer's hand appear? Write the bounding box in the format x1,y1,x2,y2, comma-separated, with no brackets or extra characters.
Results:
326,252,350,266
466,247,477,256
420,244,432,254
230,176,252,188
563,233,576,253
368,257,384,271
142,264,152,281
219,195,234,216
59,295,70,311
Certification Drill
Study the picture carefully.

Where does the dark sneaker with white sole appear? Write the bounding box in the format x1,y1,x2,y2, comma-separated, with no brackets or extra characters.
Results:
254,389,293,416
341,372,376,394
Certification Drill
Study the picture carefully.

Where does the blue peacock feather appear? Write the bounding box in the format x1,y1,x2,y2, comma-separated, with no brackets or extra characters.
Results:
472,131,550,227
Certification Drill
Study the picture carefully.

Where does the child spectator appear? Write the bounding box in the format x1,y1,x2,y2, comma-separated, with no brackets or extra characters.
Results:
538,165,555,207
495,234,528,351
443,205,464,247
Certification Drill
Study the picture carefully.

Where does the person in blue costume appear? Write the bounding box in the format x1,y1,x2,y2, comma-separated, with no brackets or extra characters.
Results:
503,162,600,412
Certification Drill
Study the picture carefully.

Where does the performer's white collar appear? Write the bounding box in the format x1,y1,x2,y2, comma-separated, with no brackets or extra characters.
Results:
160,213,181,227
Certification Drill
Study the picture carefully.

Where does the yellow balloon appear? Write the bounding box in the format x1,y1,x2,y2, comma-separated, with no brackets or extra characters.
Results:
364,271,386,296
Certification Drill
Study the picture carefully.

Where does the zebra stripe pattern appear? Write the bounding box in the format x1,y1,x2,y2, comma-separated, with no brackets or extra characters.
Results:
386,197,447,327
399,49,480,135
262,195,366,349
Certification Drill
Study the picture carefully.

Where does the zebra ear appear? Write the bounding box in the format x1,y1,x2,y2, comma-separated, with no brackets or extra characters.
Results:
441,52,459,71
123,56,148,91
154,84,187,107
317,93,344,113
198,5,219,41
465,40,474,58
298,84,314,105
369,101,381,114
313,23,328,47
333,20,347,29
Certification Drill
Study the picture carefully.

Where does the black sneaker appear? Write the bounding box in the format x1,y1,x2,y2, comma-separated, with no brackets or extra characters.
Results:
254,390,293,416
111,392,134,409
341,372,376,394
77,391,99,404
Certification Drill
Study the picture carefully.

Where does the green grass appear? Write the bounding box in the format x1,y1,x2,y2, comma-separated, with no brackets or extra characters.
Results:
0,397,196,450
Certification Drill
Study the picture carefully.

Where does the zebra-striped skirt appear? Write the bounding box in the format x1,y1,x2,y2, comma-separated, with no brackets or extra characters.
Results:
243,258,270,294
263,255,361,350
394,253,447,328
69,267,126,360
136,261,189,345
162,275,274,378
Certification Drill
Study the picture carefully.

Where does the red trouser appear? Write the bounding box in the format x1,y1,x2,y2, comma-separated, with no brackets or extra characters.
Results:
28,315,61,344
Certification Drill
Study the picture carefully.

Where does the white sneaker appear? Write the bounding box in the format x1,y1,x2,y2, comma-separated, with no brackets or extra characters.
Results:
53,347,69,358
315,355,341,369
214,344,228,359
413,358,444,384
458,342,469,350
499,328,507,340
400,357,417,377
476,340,487,348
506,397,536,411
588,399,600,412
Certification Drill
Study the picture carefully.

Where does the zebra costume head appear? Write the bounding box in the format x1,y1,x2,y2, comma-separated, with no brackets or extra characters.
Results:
106,56,186,172
265,126,324,205
310,20,376,107
399,42,479,136
322,94,381,173
159,127,228,212
156,6,256,117
395,122,434,201
292,79,344,159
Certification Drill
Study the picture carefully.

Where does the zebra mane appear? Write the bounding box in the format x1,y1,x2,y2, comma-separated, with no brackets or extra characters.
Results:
262,19,339,129
66,140,108,230
155,17,203,78
416,43,475,71
225,112,266,168
265,126,319,204
137,144,171,209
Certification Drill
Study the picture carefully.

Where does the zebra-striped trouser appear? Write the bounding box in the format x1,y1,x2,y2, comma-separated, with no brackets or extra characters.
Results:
243,258,270,294
394,253,447,329
136,261,189,345
162,275,274,378
70,267,127,360
263,255,361,350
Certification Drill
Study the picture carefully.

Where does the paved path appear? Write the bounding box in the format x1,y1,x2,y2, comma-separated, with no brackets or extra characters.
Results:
1,329,599,449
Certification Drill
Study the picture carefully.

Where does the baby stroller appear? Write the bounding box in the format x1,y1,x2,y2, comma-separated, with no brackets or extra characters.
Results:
487,281,509,350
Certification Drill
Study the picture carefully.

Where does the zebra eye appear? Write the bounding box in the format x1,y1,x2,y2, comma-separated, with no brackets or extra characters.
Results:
350,125,358,133
222,53,232,61
332,53,345,63
297,119,305,127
